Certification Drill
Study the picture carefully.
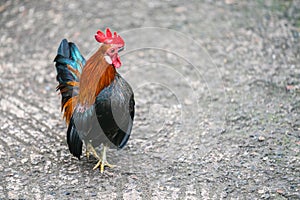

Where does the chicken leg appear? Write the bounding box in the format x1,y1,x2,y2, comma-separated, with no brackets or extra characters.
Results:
86,142,100,161
86,143,115,173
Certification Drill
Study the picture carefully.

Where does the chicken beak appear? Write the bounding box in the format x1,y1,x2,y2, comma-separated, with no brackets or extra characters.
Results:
118,46,124,53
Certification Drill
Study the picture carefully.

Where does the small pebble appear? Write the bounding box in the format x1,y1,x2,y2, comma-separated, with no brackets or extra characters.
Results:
258,189,264,194
263,157,268,161
258,136,265,142
65,192,70,195
30,154,43,165
21,158,28,164
184,98,193,105
276,189,285,194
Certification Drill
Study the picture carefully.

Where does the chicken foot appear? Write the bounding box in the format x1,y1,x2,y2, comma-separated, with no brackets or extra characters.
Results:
86,143,115,173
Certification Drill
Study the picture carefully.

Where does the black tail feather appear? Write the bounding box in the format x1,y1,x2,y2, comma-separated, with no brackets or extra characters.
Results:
55,39,84,158
67,118,83,159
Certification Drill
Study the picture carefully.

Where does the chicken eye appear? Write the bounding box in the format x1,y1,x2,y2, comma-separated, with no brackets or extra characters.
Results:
110,49,115,53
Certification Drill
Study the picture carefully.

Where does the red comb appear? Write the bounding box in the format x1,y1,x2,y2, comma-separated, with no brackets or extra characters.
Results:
95,28,124,46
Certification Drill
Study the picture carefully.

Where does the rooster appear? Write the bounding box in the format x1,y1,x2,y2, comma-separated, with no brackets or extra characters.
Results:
54,28,135,173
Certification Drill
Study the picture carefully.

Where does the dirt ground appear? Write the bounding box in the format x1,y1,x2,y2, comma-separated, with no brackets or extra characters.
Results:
0,0,299,199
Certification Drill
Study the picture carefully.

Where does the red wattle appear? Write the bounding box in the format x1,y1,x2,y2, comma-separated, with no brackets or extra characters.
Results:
113,55,122,68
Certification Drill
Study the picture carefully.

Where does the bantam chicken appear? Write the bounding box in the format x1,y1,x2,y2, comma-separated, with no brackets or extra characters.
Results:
54,28,135,173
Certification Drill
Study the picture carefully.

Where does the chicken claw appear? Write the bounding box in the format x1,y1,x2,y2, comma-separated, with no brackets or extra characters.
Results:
92,145,115,173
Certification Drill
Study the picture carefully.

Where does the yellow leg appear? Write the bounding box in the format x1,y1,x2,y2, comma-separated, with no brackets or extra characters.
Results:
86,143,100,161
92,145,115,173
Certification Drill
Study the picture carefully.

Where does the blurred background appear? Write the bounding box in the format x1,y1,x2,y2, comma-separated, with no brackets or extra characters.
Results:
0,0,299,199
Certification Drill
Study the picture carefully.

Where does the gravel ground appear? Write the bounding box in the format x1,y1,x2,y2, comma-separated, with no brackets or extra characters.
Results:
0,0,299,199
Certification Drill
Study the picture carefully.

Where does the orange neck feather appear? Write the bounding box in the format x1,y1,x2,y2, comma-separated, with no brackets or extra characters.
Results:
78,45,116,106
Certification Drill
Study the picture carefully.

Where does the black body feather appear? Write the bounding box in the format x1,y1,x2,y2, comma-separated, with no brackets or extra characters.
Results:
72,73,135,150
95,73,135,148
